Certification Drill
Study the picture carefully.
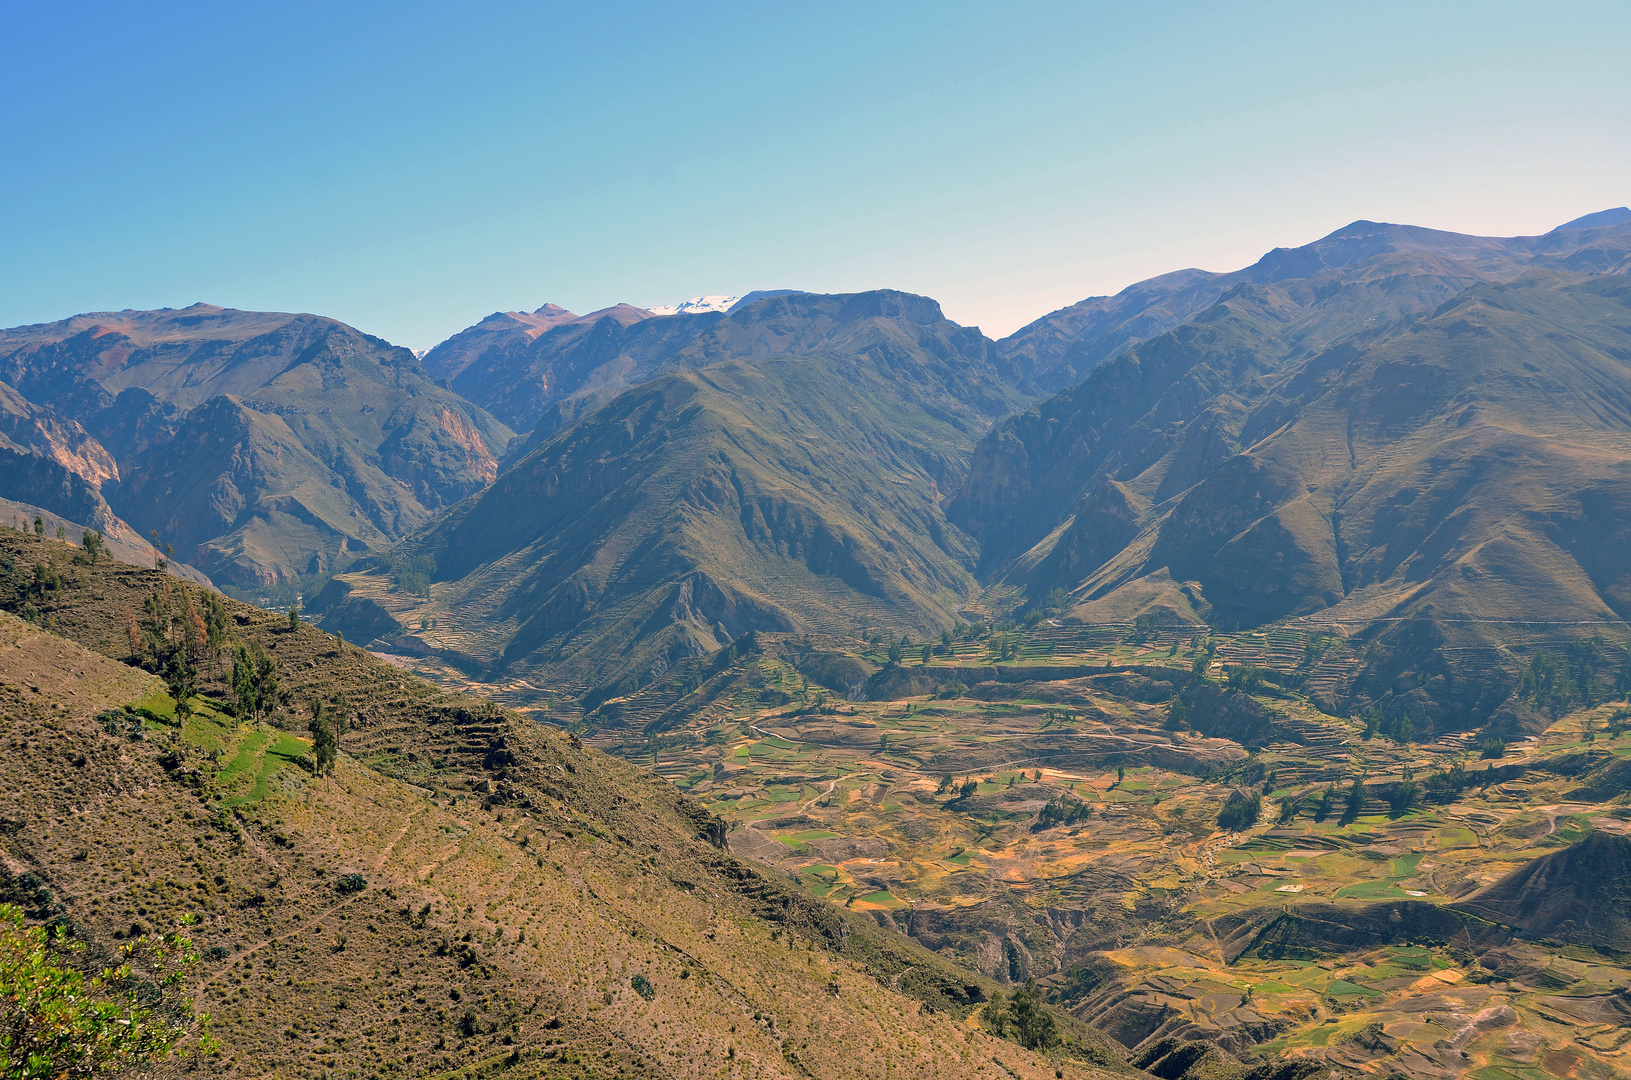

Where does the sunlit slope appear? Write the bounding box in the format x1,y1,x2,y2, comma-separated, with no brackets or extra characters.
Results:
0,532,1122,1080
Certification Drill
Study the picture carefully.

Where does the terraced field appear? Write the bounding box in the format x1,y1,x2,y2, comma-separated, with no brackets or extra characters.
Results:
347,609,1631,1079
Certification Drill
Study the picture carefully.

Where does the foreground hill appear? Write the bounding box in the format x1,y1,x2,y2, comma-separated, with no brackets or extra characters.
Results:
0,305,514,587
0,529,1131,1080
952,218,1631,731
317,292,1025,694
1455,831,1631,951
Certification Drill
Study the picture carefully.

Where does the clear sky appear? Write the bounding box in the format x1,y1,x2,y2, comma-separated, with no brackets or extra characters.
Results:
3,1,1628,349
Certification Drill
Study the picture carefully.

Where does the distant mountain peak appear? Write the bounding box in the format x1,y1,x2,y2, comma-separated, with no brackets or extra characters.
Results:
728,289,806,311
1551,206,1631,232
647,295,740,317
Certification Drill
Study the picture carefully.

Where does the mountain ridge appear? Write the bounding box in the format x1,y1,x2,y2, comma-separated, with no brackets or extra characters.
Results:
0,304,514,587
318,292,1025,691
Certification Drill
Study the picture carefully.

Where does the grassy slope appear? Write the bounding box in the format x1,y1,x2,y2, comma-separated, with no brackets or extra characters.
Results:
0,530,1123,1080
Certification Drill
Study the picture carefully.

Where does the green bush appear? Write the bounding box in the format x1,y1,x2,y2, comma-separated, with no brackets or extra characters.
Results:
0,903,212,1075
1216,790,1261,831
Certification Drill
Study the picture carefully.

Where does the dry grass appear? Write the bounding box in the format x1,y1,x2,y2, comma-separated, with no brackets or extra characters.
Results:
0,532,1124,1080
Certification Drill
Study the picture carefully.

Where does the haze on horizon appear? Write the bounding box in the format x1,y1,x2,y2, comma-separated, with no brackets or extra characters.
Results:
2,0,1628,350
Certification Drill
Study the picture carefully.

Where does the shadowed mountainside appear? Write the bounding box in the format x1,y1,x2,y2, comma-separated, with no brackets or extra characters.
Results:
950,219,1631,731
1455,831,1631,951
318,293,1025,694
0,305,514,586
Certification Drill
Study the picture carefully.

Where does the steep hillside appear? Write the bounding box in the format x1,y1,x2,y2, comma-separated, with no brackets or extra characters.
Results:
419,303,583,383
952,222,1631,731
1456,831,1631,950
0,305,514,587
317,306,1023,695
0,530,1128,1080
0,379,201,577
423,301,692,434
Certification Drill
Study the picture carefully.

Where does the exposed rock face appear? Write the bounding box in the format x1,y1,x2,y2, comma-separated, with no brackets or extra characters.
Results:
0,381,118,488
0,305,513,585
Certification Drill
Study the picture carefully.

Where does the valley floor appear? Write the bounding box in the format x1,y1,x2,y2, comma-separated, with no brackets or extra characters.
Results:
393,620,1631,1080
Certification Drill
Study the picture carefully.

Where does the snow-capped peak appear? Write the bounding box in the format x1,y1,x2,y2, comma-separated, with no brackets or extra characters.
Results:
646,295,740,317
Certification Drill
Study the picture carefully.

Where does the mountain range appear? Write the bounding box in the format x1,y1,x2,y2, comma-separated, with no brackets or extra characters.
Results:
0,305,513,590
326,290,1021,694
11,208,1631,1080
5,211,1631,731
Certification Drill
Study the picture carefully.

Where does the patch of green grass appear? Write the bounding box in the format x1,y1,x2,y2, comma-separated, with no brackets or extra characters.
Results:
129,684,176,722
1436,827,1477,848
219,727,309,808
182,703,234,753
1391,852,1424,876
1251,981,1298,994
218,730,270,786
856,889,907,910
1469,1064,1553,1080
1324,979,1382,998
1389,947,1431,970
1334,879,1408,900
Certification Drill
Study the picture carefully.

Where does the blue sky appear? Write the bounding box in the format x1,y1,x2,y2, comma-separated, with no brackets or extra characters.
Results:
3,1,1628,349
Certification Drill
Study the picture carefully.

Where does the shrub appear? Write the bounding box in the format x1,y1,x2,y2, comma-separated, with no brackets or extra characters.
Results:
335,874,367,895
0,902,213,1073
1216,789,1261,831
1226,664,1266,693
397,570,431,596
630,973,655,1000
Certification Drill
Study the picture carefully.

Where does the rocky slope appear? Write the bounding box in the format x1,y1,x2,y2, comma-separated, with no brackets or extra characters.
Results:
951,217,1631,730
0,529,1132,1080
0,305,514,587
317,292,1026,694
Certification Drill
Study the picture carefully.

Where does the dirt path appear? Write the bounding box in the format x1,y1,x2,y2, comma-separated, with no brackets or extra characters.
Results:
798,779,838,813
374,806,418,871
200,803,421,990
